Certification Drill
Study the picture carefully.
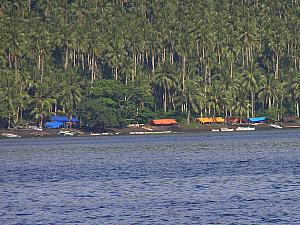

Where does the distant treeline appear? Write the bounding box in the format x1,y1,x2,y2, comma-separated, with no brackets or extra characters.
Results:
1,1,300,128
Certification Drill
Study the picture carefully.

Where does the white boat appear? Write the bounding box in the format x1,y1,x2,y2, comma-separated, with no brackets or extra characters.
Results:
270,124,283,129
90,132,101,136
220,127,234,132
58,130,74,136
29,126,43,131
236,126,255,131
2,133,21,138
211,129,220,132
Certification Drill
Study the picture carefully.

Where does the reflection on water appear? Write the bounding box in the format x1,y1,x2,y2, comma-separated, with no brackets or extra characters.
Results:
0,130,300,224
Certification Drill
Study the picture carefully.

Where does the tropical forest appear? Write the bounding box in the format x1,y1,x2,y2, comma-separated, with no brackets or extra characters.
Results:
1,0,300,129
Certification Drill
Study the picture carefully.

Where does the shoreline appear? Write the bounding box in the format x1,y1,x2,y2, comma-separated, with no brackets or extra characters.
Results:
1,122,300,139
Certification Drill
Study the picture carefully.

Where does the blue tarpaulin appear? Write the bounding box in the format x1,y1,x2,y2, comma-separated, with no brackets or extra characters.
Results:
45,121,63,128
248,117,267,122
50,116,80,122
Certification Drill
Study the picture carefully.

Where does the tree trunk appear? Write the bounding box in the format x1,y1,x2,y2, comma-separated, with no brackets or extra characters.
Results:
73,49,76,67
64,48,69,69
38,52,41,71
152,53,155,72
91,56,94,83
230,61,233,79
39,115,43,128
115,67,118,80
133,54,137,81
187,105,191,125
55,103,57,115
28,0,32,12
182,55,186,112
41,53,44,84
251,90,255,117
275,53,279,79
8,52,12,68
164,89,167,114
81,53,85,70
170,47,174,64
16,107,20,123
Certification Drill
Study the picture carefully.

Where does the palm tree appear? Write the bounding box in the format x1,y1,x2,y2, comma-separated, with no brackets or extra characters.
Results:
153,64,177,114
258,75,277,110
241,70,260,117
59,69,82,126
29,94,54,128
0,69,22,125
176,79,202,124
233,88,252,118
206,83,226,117
290,77,300,117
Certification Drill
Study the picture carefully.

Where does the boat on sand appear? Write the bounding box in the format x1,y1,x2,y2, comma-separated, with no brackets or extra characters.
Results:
2,133,21,138
270,124,283,129
211,129,220,132
58,130,74,136
236,126,255,131
220,127,234,132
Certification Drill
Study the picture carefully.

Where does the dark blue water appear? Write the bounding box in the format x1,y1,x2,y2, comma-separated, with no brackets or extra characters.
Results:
0,130,300,224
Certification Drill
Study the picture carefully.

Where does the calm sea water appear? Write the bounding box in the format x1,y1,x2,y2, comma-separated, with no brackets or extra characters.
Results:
0,130,299,225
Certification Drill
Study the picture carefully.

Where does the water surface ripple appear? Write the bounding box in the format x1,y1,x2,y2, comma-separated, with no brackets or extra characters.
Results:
0,130,299,224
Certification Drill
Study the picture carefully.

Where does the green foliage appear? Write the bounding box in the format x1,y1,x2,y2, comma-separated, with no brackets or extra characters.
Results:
0,102,9,119
1,1,300,128
257,107,288,122
79,79,155,128
78,98,126,128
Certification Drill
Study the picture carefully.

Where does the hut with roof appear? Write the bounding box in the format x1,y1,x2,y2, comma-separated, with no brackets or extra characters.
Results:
45,115,80,128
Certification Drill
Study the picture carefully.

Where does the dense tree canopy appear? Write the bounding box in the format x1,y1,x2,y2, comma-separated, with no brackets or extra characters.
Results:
1,0,300,128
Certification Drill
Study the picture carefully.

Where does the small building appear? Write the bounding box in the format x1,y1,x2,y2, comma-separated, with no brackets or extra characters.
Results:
45,115,80,128
196,117,225,124
248,117,267,123
150,119,177,126
45,121,63,129
225,117,241,124
282,116,296,123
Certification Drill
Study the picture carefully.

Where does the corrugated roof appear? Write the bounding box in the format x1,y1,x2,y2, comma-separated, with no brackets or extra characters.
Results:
150,119,177,125
50,116,79,122
196,117,225,123
248,117,267,122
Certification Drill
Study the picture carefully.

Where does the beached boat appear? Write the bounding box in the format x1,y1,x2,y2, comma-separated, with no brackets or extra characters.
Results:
58,130,74,136
236,126,255,131
211,129,220,132
220,127,234,132
270,124,283,129
29,126,43,131
285,125,300,128
2,133,21,138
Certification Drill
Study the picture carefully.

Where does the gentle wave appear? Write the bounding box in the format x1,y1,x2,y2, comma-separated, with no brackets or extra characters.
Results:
0,130,300,224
